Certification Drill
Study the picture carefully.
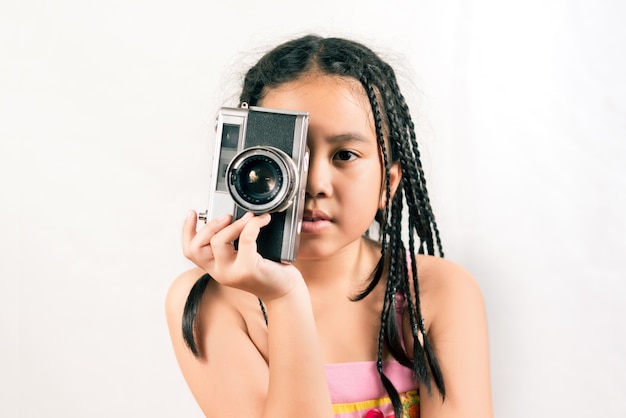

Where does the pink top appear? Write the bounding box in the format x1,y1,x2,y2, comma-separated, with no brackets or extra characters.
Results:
324,294,420,418
324,360,419,418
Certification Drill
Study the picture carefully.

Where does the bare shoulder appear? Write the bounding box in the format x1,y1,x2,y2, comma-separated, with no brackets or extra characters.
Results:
165,269,269,417
165,268,266,347
165,267,235,367
414,255,493,416
165,267,208,320
415,255,484,318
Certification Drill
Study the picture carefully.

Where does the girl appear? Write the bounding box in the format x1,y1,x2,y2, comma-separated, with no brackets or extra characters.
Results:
166,35,492,417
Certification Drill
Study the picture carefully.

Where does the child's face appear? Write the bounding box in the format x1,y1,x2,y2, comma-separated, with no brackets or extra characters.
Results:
259,73,399,260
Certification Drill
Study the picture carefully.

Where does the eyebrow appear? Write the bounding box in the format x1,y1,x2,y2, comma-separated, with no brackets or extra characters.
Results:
325,133,375,144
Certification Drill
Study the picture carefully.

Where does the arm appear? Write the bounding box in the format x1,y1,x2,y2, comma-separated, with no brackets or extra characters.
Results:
417,258,493,418
165,270,270,416
262,281,333,417
166,211,333,417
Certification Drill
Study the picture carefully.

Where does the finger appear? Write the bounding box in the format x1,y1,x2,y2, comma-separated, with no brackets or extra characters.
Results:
181,210,199,257
209,212,256,258
183,211,231,258
235,213,272,259
191,212,232,245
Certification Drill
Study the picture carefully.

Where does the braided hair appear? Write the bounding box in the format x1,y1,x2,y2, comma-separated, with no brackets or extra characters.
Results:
183,35,445,415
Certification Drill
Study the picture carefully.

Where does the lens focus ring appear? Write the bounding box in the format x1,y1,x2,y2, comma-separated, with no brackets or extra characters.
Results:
226,146,297,213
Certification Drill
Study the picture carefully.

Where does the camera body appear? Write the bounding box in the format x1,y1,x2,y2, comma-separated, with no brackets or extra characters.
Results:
206,104,310,262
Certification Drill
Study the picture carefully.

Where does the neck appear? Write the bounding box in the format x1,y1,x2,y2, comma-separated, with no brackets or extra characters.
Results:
294,237,381,296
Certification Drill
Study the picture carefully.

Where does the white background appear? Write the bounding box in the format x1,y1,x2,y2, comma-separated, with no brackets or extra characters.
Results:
2,0,625,417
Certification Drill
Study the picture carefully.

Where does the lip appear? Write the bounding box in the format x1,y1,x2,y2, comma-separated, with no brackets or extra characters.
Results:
302,209,331,222
301,209,332,233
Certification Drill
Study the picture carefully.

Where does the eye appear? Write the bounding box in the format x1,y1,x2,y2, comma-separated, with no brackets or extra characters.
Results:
333,150,357,161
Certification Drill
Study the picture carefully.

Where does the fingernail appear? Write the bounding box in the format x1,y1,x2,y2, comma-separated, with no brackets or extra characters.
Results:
186,210,196,220
217,213,230,222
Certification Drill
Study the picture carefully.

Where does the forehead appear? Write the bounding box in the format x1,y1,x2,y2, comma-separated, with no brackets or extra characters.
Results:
258,73,375,136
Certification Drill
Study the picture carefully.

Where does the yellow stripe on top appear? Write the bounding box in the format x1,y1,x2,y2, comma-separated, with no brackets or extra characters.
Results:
332,394,391,413
331,389,419,414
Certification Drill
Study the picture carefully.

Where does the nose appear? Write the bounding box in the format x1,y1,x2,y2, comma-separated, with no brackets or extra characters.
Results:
305,154,332,198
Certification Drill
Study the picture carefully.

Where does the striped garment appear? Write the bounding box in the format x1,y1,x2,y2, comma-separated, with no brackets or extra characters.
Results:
324,360,419,418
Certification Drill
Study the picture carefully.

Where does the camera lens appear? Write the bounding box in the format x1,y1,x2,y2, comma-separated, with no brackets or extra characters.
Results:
234,157,282,204
226,146,298,213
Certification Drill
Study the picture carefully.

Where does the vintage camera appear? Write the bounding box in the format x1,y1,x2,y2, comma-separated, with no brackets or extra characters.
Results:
202,104,310,262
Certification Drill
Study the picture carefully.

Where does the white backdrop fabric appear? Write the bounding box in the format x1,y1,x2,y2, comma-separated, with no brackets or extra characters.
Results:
2,0,624,417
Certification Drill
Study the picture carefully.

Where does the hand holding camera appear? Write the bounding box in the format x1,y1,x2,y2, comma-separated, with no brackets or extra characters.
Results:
182,209,304,302
202,104,310,263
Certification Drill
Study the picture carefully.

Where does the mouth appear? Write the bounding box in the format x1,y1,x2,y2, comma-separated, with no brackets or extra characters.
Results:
300,209,332,233
302,209,330,222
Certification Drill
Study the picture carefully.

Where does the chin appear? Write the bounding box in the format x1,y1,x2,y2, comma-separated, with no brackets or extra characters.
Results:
294,235,367,262
294,240,335,261
294,248,327,261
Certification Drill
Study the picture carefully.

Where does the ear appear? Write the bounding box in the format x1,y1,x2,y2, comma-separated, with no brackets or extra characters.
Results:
379,161,402,210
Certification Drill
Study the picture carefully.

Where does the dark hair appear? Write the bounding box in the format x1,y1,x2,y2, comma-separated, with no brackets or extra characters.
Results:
183,35,445,415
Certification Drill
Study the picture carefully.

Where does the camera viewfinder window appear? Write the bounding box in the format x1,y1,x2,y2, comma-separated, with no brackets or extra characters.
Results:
217,124,240,191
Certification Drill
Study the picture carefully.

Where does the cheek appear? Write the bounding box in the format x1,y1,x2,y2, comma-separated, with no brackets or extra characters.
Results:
343,172,383,216
345,197,380,237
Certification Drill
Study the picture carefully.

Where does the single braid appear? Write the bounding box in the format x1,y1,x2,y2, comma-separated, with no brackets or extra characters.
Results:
367,77,404,413
181,274,210,356
353,73,392,300
384,194,413,365
376,272,403,416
